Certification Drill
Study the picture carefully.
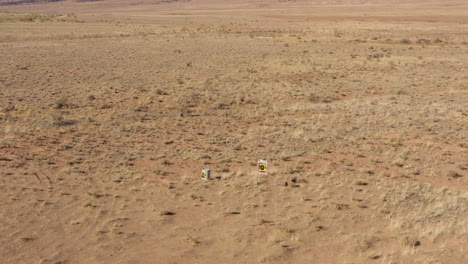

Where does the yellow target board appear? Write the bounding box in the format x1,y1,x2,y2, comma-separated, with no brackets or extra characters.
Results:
201,168,210,180
257,160,268,175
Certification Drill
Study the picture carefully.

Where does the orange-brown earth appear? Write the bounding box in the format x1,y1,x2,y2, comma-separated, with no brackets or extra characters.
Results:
0,0,467,263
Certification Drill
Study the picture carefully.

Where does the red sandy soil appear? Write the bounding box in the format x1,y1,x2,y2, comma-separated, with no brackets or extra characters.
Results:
0,0,467,263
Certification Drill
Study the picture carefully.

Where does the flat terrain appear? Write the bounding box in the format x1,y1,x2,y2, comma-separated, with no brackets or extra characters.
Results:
0,0,467,263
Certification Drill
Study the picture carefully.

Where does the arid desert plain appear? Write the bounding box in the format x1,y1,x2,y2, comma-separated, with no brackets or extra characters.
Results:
0,0,467,263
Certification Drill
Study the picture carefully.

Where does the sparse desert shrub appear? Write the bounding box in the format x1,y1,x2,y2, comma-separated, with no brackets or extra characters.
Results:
3,104,15,112
367,53,385,60
50,113,77,127
416,38,430,44
353,39,366,43
333,29,343,38
156,89,168,95
134,105,148,112
400,38,411,44
54,97,70,109
308,93,321,103
100,103,112,109
135,86,147,92
19,13,57,22
19,13,42,22
447,170,461,178
308,93,335,103
402,236,421,247
395,89,407,95
159,210,175,216
392,158,405,167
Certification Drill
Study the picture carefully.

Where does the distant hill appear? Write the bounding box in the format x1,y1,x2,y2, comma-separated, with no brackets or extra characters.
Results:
0,0,453,12
0,0,62,7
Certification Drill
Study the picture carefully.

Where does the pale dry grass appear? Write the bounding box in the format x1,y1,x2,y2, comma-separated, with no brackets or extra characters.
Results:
0,1,467,263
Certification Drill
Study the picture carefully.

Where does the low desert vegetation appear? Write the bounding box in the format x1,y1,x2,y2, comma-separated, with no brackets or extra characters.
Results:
0,0,466,263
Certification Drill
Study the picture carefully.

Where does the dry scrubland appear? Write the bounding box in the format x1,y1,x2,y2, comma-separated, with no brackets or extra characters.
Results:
0,0,467,263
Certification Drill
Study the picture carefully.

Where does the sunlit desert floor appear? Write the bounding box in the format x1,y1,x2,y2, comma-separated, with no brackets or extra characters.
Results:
0,0,467,263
